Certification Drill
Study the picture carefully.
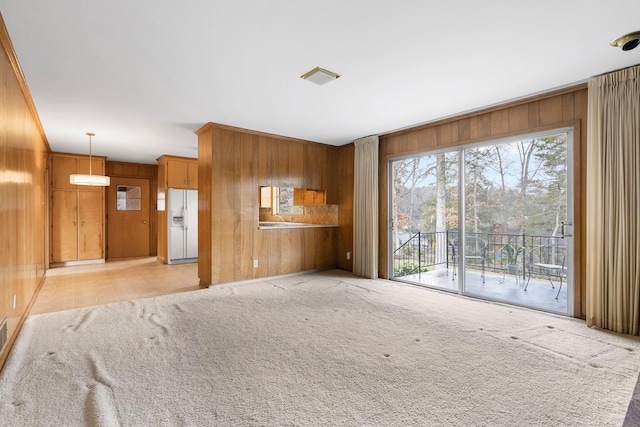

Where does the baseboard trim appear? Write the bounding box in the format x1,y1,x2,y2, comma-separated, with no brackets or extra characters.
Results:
50,259,106,268
206,269,324,288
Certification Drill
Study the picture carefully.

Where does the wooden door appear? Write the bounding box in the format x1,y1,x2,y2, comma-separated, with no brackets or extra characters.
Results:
51,190,78,262
78,191,104,260
107,177,150,258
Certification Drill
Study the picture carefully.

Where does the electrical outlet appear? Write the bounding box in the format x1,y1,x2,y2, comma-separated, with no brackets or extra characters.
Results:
13,295,16,310
346,251,351,260
253,259,259,268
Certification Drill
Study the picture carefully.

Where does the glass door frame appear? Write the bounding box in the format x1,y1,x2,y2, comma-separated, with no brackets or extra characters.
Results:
386,146,460,287
388,127,575,316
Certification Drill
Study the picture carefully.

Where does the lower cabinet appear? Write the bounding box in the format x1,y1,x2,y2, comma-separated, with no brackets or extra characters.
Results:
51,190,104,263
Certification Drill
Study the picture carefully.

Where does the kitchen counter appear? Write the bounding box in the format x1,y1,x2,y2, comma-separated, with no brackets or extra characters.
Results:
258,221,338,230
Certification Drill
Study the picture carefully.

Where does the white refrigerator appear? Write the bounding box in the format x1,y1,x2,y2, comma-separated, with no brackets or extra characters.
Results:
167,188,198,264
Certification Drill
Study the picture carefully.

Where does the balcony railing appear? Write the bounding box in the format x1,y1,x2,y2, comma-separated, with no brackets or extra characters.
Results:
393,230,566,280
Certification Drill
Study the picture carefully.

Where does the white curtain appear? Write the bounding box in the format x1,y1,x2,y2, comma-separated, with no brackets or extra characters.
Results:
353,135,379,279
586,64,640,334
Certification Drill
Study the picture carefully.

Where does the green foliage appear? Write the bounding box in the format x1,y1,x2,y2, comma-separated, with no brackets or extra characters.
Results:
501,243,525,265
394,263,429,277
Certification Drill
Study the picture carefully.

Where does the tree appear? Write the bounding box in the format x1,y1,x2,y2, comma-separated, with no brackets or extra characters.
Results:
526,134,568,236
464,146,496,233
490,145,510,232
392,158,430,248
516,139,545,234
420,152,459,232
392,131,568,252
435,153,446,233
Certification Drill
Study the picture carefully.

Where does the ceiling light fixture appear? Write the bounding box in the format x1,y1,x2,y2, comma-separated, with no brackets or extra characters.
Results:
300,66,340,85
69,132,111,186
610,31,640,51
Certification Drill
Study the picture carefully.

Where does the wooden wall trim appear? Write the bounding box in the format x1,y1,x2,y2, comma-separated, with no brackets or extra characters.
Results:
381,83,588,140
195,122,326,147
0,12,50,151
53,152,107,160
155,154,197,162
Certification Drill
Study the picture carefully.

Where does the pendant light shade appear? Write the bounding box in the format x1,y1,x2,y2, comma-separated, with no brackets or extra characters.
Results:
70,132,110,186
69,173,110,186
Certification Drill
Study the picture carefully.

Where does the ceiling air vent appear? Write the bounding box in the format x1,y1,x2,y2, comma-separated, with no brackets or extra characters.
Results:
300,66,341,85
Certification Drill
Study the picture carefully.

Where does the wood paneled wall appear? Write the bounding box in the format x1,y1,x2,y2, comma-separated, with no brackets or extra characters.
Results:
105,161,158,257
196,123,341,286
0,14,50,368
378,85,588,318
334,144,355,271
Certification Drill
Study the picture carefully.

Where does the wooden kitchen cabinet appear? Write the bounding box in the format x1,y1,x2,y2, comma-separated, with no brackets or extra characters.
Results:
51,154,105,190
51,190,78,262
159,155,198,189
77,191,105,259
51,190,104,262
259,186,273,208
50,153,106,263
293,188,326,206
312,190,326,205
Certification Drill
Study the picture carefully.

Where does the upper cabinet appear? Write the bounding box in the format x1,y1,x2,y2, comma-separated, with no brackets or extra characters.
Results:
293,188,326,206
51,154,105,190
259,186,327,209
158,155,198,189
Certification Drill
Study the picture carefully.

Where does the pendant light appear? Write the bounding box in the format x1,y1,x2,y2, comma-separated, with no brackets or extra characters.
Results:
69,132,111,186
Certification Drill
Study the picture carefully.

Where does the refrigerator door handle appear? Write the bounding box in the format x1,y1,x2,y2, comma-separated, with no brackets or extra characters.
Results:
183,207,188,230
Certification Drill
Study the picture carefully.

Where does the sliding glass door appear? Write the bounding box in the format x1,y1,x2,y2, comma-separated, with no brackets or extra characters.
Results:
390,152,459,291
390,129,573,315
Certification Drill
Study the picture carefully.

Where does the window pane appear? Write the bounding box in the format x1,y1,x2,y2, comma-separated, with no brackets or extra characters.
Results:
463,132,569,314
117,185,142,211
391,151,459,291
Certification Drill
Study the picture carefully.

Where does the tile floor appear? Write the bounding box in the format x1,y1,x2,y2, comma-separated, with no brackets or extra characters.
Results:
30,257,201,315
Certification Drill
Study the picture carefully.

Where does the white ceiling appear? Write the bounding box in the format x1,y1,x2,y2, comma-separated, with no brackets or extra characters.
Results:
1,1,639,164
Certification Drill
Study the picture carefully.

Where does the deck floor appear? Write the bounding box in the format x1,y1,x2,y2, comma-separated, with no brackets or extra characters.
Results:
397,267,568,314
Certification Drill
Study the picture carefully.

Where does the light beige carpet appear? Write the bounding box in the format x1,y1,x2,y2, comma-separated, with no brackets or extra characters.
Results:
1,270,640,426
